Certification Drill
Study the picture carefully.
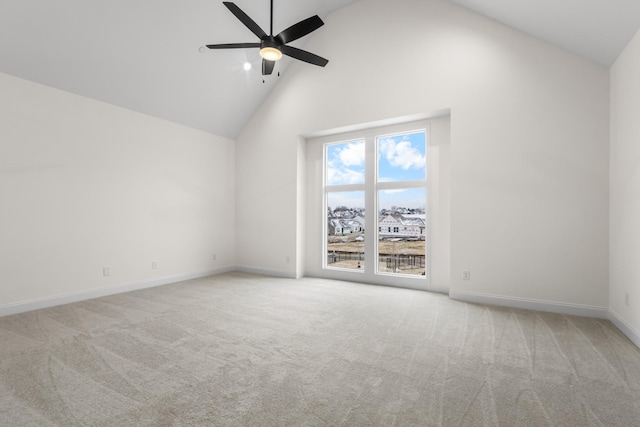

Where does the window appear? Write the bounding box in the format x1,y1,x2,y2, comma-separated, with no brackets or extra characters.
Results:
376,131,426,276
325,140,365,271
306,114,450,292
323,126,428,279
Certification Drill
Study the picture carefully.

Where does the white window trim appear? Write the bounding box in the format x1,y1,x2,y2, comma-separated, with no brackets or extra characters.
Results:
312,120,433,290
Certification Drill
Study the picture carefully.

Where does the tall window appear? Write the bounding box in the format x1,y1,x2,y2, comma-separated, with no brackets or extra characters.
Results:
376,131,426,276
323,127,428,279
325,140,366,271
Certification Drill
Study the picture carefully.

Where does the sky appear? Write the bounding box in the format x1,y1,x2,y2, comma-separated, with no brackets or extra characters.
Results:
327,188,426,211
378,132,426,182
326,139,365,186
326,131,426,210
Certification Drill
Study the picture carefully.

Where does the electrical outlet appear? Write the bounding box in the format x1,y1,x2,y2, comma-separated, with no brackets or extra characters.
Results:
152,260,158,270
212,254,217,261
463,271,471,280
625,292,630,306
286,256,290,264
103,267,111,277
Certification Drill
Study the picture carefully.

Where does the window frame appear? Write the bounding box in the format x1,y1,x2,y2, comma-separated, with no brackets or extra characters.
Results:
320,121,431,285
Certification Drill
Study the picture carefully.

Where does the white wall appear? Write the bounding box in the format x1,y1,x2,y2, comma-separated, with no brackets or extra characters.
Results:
610,29,640,345
0,72,235,313
236,0,609,309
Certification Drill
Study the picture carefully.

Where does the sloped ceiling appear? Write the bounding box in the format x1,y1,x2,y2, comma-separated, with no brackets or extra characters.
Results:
1,0,639,139
448,0,640,66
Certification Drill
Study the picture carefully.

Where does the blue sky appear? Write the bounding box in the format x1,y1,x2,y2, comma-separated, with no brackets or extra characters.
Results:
377,132,426,182
326,132,425,186
326,131,426,210
326,140,365,186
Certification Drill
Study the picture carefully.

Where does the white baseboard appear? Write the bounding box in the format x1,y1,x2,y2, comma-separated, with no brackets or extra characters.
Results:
7,272,634,352
0,266,235,317
235,265,297,279
449,290,609,319
608,309,640,349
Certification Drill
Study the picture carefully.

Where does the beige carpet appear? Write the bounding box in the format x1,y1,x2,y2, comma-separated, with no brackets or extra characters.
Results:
1,272,639,426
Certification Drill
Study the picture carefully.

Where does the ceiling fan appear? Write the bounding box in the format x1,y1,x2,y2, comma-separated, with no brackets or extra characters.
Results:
205,0,329,75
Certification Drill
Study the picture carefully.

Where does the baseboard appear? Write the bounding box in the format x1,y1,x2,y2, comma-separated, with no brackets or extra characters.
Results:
449,290,609,319
608,309,640,349
0,266,235,317
235,265,297,279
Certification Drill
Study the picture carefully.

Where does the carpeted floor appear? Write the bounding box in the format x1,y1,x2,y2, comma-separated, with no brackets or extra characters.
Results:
1,272,639,426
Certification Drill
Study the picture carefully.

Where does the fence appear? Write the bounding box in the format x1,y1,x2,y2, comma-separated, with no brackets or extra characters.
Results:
327,251,425,270
327,251,363,263
381,254,425,270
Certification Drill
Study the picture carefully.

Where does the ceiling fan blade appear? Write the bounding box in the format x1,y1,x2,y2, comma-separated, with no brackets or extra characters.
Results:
206,43,261,49
223,2,268,40
262,59,275,75
275,15,324,44
280,45,329,67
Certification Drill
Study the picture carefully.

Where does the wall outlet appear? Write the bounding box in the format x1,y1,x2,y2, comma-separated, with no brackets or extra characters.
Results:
463,270,471,280
285,255,290,264
103,267,111,277
625,292,630,306
212,254,217,261
152,260,158,270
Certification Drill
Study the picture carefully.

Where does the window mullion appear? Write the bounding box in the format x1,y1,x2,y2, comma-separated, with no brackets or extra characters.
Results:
364,136,376,275
325,184,365,193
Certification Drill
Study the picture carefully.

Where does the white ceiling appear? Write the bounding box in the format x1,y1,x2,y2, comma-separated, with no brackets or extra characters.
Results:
448,0,640,66
1,0,639,139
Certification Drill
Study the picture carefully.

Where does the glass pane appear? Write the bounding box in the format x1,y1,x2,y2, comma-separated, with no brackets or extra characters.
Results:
377,131,426,182
377,188,426,276
326,191,365,270
326,140,365,185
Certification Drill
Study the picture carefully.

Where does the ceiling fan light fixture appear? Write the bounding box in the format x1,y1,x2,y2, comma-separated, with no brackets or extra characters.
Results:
259,46,282,61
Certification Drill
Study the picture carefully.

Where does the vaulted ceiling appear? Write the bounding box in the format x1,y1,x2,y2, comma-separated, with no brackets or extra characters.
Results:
1,0,639,139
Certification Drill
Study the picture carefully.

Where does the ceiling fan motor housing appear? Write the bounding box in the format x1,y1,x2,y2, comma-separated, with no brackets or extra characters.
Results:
261,37,280,51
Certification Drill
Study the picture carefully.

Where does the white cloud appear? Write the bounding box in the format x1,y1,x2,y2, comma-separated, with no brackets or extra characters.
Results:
337,141,365,167
378,137,425,170
326,141,365,185
327,162,364,185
